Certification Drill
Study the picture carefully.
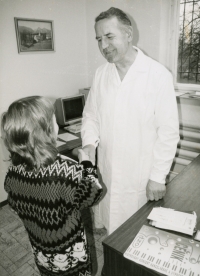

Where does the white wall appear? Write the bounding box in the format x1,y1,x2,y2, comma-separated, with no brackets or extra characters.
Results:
0,0,88,202
85,0,173,84
177,98,200,129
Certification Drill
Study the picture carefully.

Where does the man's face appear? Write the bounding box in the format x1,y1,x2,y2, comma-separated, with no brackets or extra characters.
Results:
95,17,131,64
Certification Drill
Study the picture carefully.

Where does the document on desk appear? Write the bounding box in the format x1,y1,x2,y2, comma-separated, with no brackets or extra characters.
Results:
124,225,200,276
147,207,197,235
56,140,66,147
58,132,79,142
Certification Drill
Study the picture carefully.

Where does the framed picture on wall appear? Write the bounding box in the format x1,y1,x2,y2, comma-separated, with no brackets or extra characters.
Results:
14,18,55,53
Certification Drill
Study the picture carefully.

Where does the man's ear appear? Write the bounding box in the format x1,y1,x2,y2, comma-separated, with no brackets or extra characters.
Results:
126,26,133,42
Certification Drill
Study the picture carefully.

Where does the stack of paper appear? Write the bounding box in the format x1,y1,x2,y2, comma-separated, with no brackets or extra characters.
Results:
56,140,66,148
147,207,197,235
58,132,78,142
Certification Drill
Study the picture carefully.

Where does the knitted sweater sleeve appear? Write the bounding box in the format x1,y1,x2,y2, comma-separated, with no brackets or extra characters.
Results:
73,161,103,210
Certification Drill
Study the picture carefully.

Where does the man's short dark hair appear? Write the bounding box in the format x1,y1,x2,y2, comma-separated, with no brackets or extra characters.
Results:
95,7,131,27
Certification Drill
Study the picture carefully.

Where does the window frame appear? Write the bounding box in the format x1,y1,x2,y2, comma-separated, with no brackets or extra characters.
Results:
170,0,200,92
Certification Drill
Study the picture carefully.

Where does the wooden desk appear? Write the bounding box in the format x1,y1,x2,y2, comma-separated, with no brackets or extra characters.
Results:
102,154,200,276
57,129,82,160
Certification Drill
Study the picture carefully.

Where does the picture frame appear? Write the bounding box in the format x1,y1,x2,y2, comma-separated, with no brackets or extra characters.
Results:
14,17,54,53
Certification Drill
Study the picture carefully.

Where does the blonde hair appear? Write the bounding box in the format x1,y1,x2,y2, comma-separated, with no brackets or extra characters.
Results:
1,96,58,170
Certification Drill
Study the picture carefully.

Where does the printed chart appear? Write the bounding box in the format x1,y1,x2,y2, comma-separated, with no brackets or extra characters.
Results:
124,225,200,276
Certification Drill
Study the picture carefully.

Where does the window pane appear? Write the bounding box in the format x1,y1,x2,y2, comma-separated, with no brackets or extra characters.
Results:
177,0,200,84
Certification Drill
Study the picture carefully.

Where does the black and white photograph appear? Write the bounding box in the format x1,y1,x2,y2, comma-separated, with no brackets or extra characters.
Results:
0,1,200,276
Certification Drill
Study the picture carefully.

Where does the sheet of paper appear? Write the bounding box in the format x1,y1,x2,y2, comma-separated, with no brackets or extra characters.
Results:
147,207,196,235
56,140,66,147
58,132,79,142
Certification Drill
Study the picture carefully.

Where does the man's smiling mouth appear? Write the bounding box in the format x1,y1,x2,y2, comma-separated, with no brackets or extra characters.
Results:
104,50,114,55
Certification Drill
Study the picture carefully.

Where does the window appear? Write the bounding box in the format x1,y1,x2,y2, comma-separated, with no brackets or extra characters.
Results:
170,0,200,91
177,0,200,85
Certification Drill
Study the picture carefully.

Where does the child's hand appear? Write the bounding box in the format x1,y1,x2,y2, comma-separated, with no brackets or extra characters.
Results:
82,145,95,165
78,149,90,163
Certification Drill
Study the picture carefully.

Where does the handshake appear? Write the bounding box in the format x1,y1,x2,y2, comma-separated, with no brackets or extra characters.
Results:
78,144,96,165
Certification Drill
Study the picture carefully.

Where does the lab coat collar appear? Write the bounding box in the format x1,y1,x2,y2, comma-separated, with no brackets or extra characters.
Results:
131,46,150,72
107,46,149,83
107,46,149,72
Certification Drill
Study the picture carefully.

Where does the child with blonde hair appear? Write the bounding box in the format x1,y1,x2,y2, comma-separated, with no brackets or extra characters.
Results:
2,96,102,276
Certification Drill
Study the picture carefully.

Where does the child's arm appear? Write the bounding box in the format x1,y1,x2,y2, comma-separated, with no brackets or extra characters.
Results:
73,151,103,210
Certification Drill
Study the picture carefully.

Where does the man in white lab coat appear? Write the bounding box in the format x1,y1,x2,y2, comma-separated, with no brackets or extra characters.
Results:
81,7,179,235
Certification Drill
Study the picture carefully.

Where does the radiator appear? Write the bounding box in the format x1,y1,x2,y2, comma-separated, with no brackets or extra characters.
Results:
166,125,200,183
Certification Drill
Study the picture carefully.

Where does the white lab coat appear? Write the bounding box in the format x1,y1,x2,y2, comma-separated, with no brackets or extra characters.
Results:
81,47,179,234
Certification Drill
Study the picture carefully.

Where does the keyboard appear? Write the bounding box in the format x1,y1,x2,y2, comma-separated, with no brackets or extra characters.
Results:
124,225,200,276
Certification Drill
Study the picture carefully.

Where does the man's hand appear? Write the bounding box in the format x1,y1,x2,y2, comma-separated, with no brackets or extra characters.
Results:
82,144,96,165
146,180,166,201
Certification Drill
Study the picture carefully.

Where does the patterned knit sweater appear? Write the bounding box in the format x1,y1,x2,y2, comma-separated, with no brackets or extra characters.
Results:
4,154,102,276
